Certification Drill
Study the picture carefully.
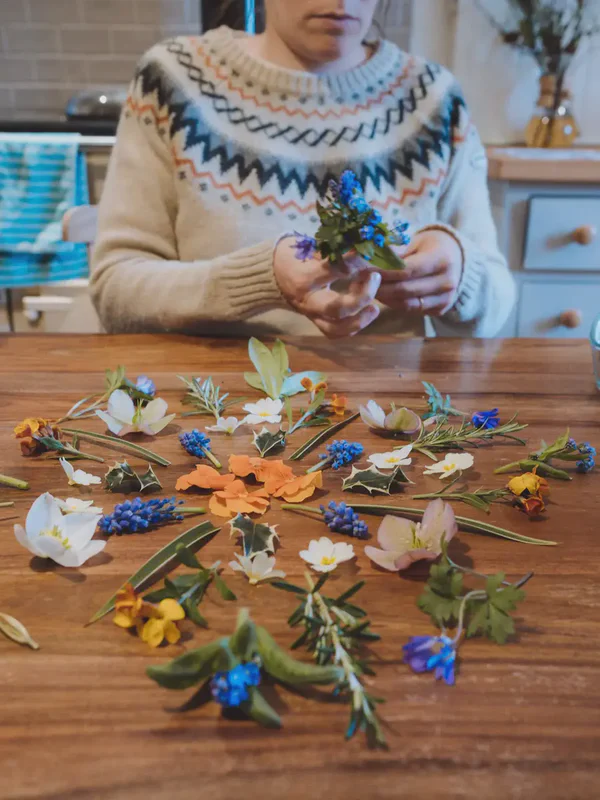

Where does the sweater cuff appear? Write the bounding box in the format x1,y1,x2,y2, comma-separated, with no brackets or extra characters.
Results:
217,239,286,317
417,223,484,324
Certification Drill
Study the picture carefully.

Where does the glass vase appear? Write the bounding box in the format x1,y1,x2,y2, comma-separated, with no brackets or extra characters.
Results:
525,73,580,148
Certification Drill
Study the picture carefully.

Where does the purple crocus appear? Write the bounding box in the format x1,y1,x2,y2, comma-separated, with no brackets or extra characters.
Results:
403,634,456,685
293,233,318,262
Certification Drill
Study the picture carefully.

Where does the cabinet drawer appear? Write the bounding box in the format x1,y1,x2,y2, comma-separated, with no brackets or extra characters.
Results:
517,280,599,338
524,195,600,271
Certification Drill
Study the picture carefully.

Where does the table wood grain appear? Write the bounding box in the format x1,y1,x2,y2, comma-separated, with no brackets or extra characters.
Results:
0,335,599,800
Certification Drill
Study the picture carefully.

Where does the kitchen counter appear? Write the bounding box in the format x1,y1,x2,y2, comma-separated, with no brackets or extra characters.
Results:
486,146,600,183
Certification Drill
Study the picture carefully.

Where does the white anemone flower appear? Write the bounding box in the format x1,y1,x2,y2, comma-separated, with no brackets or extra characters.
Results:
423,452,474,480
229,551,286,585
96,389,175,437
14,492,105,567
368,445,413,470
56,497,103,514
242,398,284,426
206,416,244,435
299,537,356,573
59,458,101,487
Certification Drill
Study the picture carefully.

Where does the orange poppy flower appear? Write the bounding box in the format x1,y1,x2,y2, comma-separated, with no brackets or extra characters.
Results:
228,454,294,492
209,480,270,518
176,464,237,492
228,453,264,479
330,394,348,417
271,471,323,503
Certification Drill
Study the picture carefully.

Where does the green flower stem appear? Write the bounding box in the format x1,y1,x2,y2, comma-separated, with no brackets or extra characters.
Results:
446,552,534,589
306,457,331,474
0,474,29,490
61,427,170,467
62,443,105,463
0,501,15,508
202,447,222,471
494,459,571,480
452,589,486,643
280,503,323,516
180,507,206,517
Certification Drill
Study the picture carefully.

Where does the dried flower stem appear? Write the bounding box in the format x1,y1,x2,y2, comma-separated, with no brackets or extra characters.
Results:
0,474,29,490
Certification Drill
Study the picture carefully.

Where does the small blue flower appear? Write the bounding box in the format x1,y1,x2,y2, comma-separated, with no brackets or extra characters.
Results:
359,224,375,241
98,496,184,535
320,501,369,539
567,438,578,450
369,210,382,224
320,439,364,470
179,429,212,459
338,170,362,204
471,408,500,430
391,220,411,246
293,233,318,262
403,634,456,685
373,232,385,247
211,662,261,708
350,196,370,214
578,441,596,457
135,375,156,397
576,456,595,473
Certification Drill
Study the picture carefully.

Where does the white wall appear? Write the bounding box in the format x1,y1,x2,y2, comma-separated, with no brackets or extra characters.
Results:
410,0,600,145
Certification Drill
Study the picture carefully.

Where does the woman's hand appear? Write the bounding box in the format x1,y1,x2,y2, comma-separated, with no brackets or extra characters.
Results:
375,229,463,316
273,238,381,337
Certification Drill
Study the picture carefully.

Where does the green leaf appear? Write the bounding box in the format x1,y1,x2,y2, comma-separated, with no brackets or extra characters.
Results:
243,372,265,393
104,461,162,494
183,596,208,628
86,521,220,624
146,641,224,690
417,559,464,627
61,427,170,467
271,338,289,376
240,687,282,729
229,513,279,556
248,338,285,399
466,573,527,644
270,580,308,596
342,464,411,495
289,412,359,461
334,581,366,605
253,427,286,458
284,396,294,430
369,243,406,271
175,544,201,570
229,609,258,661
255,624,342,686
213,573,237,602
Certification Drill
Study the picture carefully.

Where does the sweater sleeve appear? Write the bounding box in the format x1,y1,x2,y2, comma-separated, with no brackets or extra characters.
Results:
419,108,516,338
90,85,284,334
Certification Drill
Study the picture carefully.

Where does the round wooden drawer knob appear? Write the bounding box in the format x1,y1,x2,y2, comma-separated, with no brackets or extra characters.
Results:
572,225,597,246
559,309,583,329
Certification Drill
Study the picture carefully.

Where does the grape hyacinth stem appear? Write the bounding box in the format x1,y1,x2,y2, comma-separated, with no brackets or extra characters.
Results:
0,474,29,490
202,447,222,470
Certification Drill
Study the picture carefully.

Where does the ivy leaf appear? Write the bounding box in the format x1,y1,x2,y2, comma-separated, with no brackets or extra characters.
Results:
417,559,464,627
253,427,286,458
104,461,162,494
342,465,411,496
466,573,526,644
229,513,279,556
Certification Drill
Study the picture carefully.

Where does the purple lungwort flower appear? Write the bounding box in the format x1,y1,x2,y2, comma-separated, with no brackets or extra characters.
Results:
293,233,318,262
403,634,457,685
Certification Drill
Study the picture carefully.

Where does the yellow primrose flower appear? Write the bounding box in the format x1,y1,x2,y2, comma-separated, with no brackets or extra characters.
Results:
113,583,144,629
138,599,185,648
507,471,549,498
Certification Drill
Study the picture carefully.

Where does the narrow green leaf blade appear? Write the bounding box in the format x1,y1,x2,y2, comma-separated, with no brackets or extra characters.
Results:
290,412,359,461
61,427,170,467
240,687,282,729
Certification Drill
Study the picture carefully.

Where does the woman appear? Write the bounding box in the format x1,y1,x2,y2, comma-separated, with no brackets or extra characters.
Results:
91,0,515,338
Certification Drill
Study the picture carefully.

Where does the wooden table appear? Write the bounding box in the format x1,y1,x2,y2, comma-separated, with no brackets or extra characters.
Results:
1,335,599,800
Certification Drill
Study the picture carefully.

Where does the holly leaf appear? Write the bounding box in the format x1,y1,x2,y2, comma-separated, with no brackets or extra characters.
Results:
104,461,162,494
342,465,411,496
229,513,279,556
466,573,526,644
253,427,286,458
417,559,464,627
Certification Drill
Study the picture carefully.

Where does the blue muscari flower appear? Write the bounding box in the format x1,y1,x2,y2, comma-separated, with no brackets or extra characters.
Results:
320,501,369,540
210,662,261,708
403,634,456,686
135,375,155,397
98,496,184,535
471,408,500,430
370,210,382,224
293,233,318,262
359,224,375,241
576,456,595,473
179,429,212,459
373,232,385,247
320,439,364,470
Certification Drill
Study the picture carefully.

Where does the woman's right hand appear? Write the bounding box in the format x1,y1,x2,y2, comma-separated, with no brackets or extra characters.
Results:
273,238,381,338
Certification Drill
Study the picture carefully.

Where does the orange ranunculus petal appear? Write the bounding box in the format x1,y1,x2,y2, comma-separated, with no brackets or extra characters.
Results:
210,483,270,518
228,454,264,478
259,460,296,493
331,394,348,416
176,464,236,492
272,472,323,503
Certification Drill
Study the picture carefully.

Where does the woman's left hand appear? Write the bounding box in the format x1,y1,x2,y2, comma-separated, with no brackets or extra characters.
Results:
375,229,463,316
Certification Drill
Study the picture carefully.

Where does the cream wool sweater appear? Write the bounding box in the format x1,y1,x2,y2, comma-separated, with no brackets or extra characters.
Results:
91,26,516,337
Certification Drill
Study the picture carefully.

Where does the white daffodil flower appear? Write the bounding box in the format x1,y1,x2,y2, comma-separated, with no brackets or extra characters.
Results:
14,492,105,568
229,551,286,585
59,458,102,487
299,537,356,573
368,445,413,470
242,398,284,426
96,389,175,437
205,416,244,435
423,452,475,479
56,497,103,515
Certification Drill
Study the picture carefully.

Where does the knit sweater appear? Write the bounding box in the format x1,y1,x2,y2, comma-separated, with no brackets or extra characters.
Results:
91,26,516,338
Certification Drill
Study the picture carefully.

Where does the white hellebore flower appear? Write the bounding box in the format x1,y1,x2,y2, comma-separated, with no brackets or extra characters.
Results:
368,445,413,471
206,416,244,435
243,398,284,426
423,452,475,480
59,458,101,487
299,537,355,574
96,389,175,437
14,492,105,568
229,551,286,585
56,497,103,514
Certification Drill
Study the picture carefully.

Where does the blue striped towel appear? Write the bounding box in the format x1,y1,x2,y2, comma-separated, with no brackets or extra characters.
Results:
0,133,89,288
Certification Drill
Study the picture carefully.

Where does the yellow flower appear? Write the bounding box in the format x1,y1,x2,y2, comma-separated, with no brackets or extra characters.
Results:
330,394,348,417
300,377,315,392
113,583,144,629
14,417,60,456
507,471,549,498
138,599,185,648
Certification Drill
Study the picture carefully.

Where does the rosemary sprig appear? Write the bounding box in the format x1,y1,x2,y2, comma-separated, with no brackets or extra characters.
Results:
274,573,386,749
178,376,243,420
407,414,528,460
413,477,512,514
